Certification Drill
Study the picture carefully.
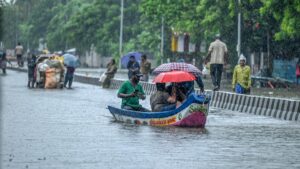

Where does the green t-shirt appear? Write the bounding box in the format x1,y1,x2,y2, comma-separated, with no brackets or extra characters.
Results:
118,81,145,108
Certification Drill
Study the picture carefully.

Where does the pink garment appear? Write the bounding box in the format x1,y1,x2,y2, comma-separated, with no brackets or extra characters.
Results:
296,65,300,77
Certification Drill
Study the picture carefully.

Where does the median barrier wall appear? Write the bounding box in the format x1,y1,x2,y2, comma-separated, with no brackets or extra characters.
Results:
74,74,99,86
7,66,27,73
210,92,300,121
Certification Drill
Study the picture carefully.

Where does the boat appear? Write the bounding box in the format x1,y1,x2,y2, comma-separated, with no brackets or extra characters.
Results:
107,93,210,128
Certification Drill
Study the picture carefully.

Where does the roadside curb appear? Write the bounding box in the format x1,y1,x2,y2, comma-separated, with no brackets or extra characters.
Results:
7,66,27,73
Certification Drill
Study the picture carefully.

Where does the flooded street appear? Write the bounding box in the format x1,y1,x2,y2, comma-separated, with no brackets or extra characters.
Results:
1,70,300,169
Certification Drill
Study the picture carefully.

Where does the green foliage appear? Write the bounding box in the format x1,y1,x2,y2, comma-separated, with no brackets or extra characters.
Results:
260,0,300,40
0,4,3,41
2,0,300,62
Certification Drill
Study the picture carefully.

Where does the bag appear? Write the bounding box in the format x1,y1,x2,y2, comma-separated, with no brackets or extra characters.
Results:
202,66,209,75
99,72,107,82
45,68,60,89
296,65,300,77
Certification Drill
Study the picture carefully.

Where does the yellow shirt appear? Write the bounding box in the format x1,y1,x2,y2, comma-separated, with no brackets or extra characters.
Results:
232,65,251,89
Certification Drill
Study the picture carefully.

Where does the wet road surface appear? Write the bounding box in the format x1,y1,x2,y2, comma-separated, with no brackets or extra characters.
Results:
1,70,300,169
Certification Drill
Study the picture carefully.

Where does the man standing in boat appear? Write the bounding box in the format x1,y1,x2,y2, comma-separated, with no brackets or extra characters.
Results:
117,71,149,111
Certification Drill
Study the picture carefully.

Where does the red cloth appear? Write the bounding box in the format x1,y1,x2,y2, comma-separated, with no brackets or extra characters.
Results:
296,65,300,77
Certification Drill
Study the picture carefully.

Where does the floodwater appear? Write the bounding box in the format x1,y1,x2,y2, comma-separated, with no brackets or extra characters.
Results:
1,70,300,169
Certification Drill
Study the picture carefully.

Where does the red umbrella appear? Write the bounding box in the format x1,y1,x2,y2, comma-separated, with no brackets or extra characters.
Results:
153,71,196,83
153,62,202,77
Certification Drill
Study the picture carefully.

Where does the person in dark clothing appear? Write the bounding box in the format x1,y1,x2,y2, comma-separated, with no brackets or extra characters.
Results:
177,74,205,97
127,55,140,79
64,66,75,89
0,50,7,74
206,34,228,91
27,54,37,88
150,83,176,112
297,58,300,84
196,75,205,93
162,83,186,111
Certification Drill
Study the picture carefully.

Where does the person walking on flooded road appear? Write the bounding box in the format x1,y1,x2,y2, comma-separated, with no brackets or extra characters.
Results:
27,54,37,88
140,54,151,82
64,66,75,89
0,49,7,74
206,34,228,91
103,59,118,88
232,54,251,94
15,42,24,67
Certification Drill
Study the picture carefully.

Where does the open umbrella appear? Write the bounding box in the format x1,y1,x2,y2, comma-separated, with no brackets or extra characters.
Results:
63,54,79,68
153,71,195,83
121,52,142,68
153,62,202,76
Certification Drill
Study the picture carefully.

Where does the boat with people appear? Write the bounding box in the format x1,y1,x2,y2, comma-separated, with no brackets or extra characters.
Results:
108,93,210,127
107,62,211,128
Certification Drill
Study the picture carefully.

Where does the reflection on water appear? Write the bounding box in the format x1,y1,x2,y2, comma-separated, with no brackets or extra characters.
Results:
1,71,300,169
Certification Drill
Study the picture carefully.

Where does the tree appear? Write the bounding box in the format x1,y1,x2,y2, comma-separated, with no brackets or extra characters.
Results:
2,0,299,63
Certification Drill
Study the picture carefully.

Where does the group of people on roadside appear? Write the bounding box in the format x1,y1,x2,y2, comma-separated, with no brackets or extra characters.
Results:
0,48,7,74
206,34,251,94
26,51,76,89
127,54,151,82
102,54,151,88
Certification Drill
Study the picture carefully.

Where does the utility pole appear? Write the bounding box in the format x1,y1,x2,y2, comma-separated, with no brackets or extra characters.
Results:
267,30,270,68
160,16,164,64
15,4,18,46
119,0,124,68
237,0,241,58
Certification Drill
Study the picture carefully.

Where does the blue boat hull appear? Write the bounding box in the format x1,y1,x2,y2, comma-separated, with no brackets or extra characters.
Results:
108,93,210,127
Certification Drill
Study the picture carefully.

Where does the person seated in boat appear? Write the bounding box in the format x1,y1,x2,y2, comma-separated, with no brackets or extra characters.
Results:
117,71,150,112
150,83,176,112
175,85,187,106
162,83,186,111
177,76,205,96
